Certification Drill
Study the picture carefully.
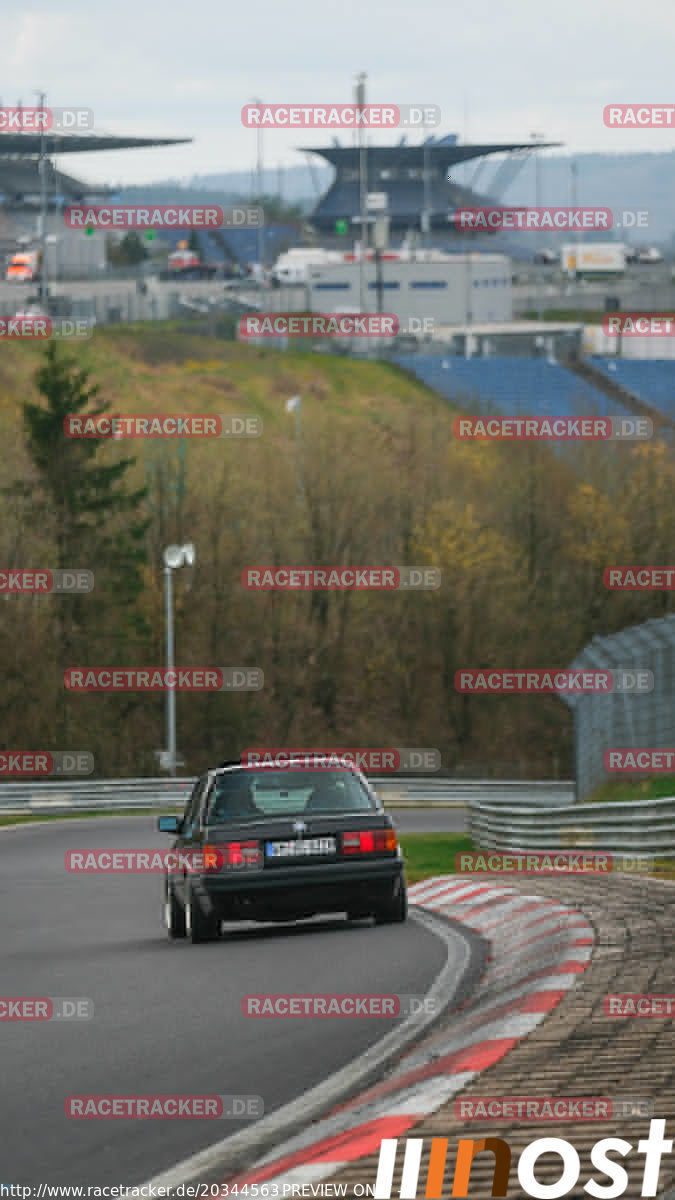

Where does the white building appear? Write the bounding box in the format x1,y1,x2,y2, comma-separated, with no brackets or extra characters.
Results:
306,255,512,330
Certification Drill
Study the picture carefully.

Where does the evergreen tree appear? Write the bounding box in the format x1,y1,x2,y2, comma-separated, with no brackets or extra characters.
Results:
21,343,151,740
25,343,148,587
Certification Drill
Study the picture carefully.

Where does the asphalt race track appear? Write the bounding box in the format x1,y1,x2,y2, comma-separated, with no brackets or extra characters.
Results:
1,815,472,1187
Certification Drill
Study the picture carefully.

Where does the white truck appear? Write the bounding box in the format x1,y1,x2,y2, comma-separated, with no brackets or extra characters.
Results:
271,248,346,286
561,243,626,277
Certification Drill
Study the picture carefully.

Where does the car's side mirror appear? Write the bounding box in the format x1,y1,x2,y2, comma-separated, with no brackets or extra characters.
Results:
157,815,181,834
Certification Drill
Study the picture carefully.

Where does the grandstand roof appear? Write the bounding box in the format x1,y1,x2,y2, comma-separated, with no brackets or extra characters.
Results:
0,158,109,201
0,132,191,156
310,176,488,231
300,140,560,170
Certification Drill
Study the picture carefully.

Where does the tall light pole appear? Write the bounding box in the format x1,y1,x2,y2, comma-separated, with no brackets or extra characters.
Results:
570,160,580,324
162,543,195,776
35,90,48,307
252,98,265,281
285,395,302,502
464,250,473,357
531,131,546,319
356,73,368,313
422,118,431,251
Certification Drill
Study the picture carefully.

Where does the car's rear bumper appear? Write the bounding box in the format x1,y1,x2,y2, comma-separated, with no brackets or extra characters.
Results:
194,858,405,920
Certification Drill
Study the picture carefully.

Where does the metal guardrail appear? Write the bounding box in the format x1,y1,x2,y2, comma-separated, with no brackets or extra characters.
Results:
372,779,573,806
0,776,574,815
469,794,675,857
4,778,671,857
0,778,193,815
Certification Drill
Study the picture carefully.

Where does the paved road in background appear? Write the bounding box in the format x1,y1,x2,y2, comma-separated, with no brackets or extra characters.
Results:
393,806,468,833
0,816,471,1187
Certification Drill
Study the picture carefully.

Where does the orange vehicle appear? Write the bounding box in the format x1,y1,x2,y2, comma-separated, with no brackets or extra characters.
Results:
167,248,217,278
5,251,41,282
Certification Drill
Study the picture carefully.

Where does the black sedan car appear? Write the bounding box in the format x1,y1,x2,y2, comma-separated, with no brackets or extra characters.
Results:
157,760,408,943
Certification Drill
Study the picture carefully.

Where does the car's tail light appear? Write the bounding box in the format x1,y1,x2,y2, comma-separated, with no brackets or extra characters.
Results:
342,829,397,855
201,846,223,872
222,840,262,869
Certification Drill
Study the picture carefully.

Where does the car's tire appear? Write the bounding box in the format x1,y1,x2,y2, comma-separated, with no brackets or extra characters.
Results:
185,885,220,944
165,882,186,939
374,880,408,925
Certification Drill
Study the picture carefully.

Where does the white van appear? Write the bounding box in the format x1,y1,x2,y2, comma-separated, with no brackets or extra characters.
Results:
271,248,344,286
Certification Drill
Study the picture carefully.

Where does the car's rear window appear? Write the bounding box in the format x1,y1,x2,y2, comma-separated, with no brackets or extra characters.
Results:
206,769,376,822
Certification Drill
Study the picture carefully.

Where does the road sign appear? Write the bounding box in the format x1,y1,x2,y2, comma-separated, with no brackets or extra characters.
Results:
367,192,388,212
373,216,390,250
155,749,185,770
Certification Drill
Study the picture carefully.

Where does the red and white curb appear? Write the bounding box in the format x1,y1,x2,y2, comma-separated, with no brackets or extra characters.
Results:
222,877,594,1189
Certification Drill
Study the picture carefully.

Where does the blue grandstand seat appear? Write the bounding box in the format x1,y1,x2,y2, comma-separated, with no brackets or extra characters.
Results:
590,358,675,420
391,355,633,422
153,223,300,267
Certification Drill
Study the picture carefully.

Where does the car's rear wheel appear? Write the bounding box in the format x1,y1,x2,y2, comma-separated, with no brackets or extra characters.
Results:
374,881,408,925
165,882,186,939
185,885,220,944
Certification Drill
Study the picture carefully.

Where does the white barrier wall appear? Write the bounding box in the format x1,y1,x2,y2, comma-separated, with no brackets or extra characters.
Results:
584,324,675,359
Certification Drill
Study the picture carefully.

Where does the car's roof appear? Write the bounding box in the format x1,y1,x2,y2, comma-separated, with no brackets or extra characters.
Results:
210,759,369,784
213,758,363,774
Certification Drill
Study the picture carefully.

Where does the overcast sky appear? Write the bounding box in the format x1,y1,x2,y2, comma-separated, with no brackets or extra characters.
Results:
4,0,675,188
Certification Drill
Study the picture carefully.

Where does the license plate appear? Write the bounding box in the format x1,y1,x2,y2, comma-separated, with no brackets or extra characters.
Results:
266,837,336,858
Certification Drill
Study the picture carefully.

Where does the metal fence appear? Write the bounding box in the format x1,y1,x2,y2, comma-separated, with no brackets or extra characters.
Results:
0,288,179,324
0,280,306,328
5,775,673,857
513,277,675,317
562,614,675,800
469,793,675,858
0,776,573,815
